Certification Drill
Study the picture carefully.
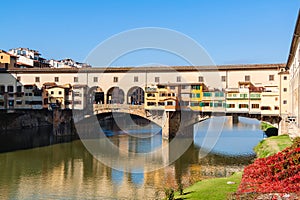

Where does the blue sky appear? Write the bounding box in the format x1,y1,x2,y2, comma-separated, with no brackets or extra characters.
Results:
0,0,299,66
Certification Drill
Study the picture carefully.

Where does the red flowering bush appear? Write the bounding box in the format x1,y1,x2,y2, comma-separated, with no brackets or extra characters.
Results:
237,137,300,195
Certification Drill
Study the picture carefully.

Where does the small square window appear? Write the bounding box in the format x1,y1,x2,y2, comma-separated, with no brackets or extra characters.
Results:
245,75,250,81
176,76,181,82
113,77,118,82
283,76,287,80
283,100,287,104
17,76,21,82
221,76,226,82
155,77,160,83
93,77,98,82
74,77,79,82
269,75,274,81
51,91,54,95
198,76,204,82
54,77,59,82
7,85,14,93
134,76,138,82
283,88,287,92
17,86,22,93
59,91,62,95
35,77,40,82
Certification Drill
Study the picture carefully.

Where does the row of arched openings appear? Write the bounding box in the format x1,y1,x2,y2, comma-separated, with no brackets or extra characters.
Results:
88,86,144,105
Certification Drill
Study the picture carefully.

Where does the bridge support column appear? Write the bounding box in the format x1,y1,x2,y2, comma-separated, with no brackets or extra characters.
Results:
162,111,194,140
232,114,239,124
162,111,171,140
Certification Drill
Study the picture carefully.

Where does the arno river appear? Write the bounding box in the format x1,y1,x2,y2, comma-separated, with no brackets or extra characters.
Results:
0,117,264,199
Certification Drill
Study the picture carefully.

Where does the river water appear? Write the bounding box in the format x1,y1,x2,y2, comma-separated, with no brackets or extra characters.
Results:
0,116,265,199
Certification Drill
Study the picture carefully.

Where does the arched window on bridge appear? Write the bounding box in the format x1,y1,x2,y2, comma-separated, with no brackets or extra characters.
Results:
127,86,144,105
107,87,125,104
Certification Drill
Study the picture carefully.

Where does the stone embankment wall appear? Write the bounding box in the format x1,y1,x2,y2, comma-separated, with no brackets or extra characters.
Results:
0,109,75,136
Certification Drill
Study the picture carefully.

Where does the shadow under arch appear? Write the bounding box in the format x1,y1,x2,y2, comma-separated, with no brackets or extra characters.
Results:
107,87,125,104
127,86,144,105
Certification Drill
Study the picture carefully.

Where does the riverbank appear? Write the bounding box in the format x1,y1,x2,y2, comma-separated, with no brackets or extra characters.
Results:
173,172,242,200
254,135,292,158
172,135,295,200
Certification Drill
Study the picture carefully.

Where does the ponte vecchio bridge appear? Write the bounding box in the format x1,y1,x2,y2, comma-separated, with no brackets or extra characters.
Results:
0,63,288,138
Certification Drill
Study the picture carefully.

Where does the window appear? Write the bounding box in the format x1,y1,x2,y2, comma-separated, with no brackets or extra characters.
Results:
283,88,287,92
158,102,164,106
176,76,181,82
134,76,138,82
215,92,224,97
198,76,204,82
74,92,81,97
284,76,287,80
17,76,21,82
0,85,5,93
251,104,259,109
17,86,22,93
93,77,98,82
16,101,22,105
240,94,247,98
35,77,40,83
283,100,287,104
147,93,155,97
191,102,200,107
269,75,274,81
245,75,250,81
181,85,187,89
221,76,226,82
51,91,54,95
159,92,166,97
169,86,175,90
54,77,59,82
274,106,279,110
261,106,271,110
200,102,209,107
227,104,235,108
58,91,62,95
239,104,248,109
7,85,14,93
167,101,173,106
74,77,79,82
113,77,118,82
203,92,212,97
191,85,201,90
155,77,160,83
74,100,82,105
147,102,156,106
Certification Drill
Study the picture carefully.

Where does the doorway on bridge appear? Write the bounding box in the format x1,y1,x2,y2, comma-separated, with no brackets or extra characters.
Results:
88,86,105,104
107,87,125,104
127,86,144,105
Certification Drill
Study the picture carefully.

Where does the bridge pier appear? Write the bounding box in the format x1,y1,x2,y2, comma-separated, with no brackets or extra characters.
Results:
232,114,239,124
162,111,194,140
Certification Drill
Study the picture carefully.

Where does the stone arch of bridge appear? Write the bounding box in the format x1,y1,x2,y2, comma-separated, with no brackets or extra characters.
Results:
106,87,125,104
127,86,144,105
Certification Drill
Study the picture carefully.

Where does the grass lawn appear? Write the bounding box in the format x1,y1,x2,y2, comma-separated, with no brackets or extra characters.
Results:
254,135,292,158
173,172,242,200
